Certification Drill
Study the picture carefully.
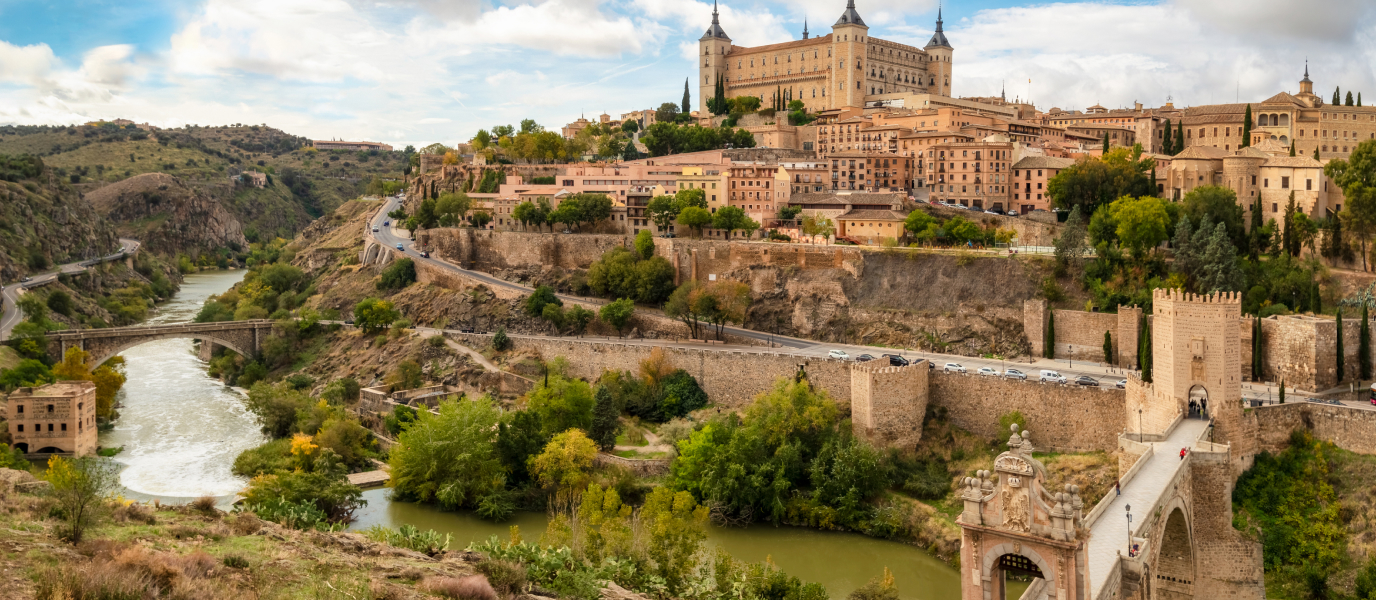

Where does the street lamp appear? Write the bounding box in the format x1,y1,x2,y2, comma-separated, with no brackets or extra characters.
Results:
1137,408,1143,443
1125,504,1133,557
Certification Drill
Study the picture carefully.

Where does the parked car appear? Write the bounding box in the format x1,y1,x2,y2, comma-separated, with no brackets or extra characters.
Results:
1116,379,1127,389
967,205,983,212
944,363,967,373
855,354,876,362
372,226,379,232
985,209,1002,215
1039,370,1067,384
882,354,909,366
1004,368,1027,380
1007,210,1020,217
420,251,430,258
1073,375,1100,387
828,349,850,360
977,367,999,377
928,360,935,369
395,243,404,250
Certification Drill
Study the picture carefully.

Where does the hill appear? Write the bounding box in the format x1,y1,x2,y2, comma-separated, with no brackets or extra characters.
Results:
0,122,411,242
83,173,248,258
0,154,120,281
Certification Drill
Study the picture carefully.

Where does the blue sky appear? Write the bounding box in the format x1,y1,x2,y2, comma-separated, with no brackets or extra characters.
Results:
1,0,1375,149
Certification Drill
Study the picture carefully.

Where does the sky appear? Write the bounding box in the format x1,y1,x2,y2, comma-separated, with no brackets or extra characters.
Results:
1,0,1375,149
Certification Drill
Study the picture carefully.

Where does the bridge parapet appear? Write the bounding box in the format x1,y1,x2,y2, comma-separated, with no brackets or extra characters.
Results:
45,320,274,366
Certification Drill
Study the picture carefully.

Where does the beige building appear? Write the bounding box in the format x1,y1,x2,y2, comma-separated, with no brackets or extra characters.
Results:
676,166,727,211
780,160,830,194
1164,139,1338,227
312,140,393,152
1009,156,1075,214
836,208,908,244
925,140,1015,210
698,2,953,115
8,381,98,457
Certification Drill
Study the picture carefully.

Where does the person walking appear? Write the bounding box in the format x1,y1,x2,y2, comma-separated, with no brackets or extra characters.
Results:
1115,480,1121,496
1179,447,1187,460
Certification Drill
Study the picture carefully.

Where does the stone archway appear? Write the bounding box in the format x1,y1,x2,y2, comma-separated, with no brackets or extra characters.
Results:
1154,508,1196,599
13,443,28,453
981,543,1057,600
87,333,254,369
1188,385,1208,419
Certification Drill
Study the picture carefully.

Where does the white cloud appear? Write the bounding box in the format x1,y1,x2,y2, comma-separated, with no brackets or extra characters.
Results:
0,40,59,84
1172,0,1376,40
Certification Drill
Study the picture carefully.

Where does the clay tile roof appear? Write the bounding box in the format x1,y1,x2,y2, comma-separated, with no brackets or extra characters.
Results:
1261,92,1302,105
837,208,909,221
1231,146,1271,159
1173,145,1231,160
1011,156,1076,170
1183,103,1248,116
1262,156,1324,168
792,192,903,206
1250,138,1290,154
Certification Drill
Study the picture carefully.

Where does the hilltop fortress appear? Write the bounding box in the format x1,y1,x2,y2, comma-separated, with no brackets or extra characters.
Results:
697,1,954,114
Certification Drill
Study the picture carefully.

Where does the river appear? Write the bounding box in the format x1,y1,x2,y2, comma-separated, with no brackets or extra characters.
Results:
99,269,987,599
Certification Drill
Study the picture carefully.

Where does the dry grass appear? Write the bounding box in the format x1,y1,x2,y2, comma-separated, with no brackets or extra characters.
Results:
191,495,220,516
422,575,498,600
228,511,264,535
475,559,527,597
112,501,157,525
36,544,236,600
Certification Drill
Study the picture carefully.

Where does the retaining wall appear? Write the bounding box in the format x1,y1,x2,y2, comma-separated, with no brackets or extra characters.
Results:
1249,402,1376,455
928,371,1126,452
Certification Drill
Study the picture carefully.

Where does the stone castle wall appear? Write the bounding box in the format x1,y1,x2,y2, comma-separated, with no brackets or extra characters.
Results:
851,362,928,448
1189,449,1267,599
928,371,1125,452
446,333,852,409
1023,302,1141,366
1248,402,1376,455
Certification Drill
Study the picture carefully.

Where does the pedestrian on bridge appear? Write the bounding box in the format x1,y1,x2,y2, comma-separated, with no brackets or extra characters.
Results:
1179,447,1187,460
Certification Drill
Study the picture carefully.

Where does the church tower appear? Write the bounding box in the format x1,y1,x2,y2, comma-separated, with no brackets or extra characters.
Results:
698,1,732,116
924,6,954,97
831,0,869,108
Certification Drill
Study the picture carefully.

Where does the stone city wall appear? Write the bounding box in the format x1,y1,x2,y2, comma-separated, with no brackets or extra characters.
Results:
656,238,859,287
927,371,1125,452
419,229,630,274
446,333,852,409
1189,450,1267,599
851,362,928,448
1023,303,1141,365
1248,402,1376,455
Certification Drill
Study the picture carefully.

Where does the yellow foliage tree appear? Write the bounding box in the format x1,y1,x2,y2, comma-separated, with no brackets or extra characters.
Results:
528,429,598,493
290,433,318,470
91,358,127,420
52,347,92,381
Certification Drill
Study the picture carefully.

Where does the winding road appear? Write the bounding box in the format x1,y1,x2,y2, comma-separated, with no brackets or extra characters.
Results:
1,238,140,341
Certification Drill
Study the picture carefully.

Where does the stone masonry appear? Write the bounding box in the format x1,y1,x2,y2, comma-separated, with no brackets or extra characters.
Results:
850,361,928,449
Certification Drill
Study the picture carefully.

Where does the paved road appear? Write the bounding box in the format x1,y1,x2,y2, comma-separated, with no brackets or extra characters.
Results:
1,238,140,341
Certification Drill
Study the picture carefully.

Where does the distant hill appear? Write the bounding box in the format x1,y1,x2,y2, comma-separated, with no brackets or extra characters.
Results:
0,123,412,242
84,173,248,258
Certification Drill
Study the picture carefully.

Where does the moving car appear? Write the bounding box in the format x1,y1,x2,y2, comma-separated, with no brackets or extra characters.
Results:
828,349,850,360
1004,368,1027,380
372,227,379,232
855,354,876,362
1116,379,1128,389
1007,210,1020,217
1039,370,1067,384
420,251,430,258
20,276,31,283
384,220,391,226
944,363,967,373
1073,375,1100,387
977,367,999,377
395,243,404,250
882,354,909,366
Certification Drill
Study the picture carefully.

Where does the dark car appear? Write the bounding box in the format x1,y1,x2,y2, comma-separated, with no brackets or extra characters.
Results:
881,354,909,366
855,354,876,362
20,276,31,283
420,251,430,258
1073,375,1100,387
384,220,391,226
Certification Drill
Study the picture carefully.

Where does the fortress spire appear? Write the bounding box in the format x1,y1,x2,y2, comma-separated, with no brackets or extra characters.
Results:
926,3,952,48
802,18,809,39
700,0,730,41
835,0,866,27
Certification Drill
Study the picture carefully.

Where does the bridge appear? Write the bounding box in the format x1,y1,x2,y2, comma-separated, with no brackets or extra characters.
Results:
959,289,1266,600
45,320,273,367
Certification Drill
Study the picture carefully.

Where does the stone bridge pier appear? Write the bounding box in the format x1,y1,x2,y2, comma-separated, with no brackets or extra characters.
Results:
46,320,274,367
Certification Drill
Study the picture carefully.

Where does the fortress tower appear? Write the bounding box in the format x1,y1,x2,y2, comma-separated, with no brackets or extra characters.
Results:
697,1,732,115
923,6,954,97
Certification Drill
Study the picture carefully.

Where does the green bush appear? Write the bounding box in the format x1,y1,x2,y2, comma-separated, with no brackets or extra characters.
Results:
363,524,452,556
493,328,512,351
377,258,417,290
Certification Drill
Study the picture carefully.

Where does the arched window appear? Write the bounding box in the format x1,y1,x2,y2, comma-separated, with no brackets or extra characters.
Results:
1280,114,1290,126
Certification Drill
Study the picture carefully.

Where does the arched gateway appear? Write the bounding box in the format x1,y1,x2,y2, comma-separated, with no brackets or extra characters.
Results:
958,425,1087,600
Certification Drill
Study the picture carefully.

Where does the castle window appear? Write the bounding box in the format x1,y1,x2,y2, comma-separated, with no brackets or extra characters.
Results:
61,423,67,432
16,405,21,414
1282,176,1290,188
47,404,53,413
1307,179,1313,190
48,424,53,432
16,425,21,433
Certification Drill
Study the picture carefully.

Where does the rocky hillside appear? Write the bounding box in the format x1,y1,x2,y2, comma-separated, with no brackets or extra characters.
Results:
84,173,248,257
0,155,120,281
0,123,411,242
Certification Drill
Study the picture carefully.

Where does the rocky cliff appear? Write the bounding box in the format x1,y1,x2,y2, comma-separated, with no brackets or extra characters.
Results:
84,173,248,257
0,156,121,281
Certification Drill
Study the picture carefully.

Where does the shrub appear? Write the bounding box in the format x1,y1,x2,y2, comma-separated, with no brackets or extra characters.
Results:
190,496,219,515
378,258,417,290
389,396,504,510
363,523,452,556
45,456,120,542
423,576,498,600
525,285,561,316
476,559,528,597
428,334,446,348
492,328,512,351
222,554,250,569
46,290,75,317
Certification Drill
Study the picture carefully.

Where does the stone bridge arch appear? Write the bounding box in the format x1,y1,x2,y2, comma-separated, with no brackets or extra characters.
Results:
1151,506,1197,599
46,320,273,367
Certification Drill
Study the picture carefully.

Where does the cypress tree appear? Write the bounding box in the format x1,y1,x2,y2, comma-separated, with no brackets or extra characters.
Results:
1290,141,1296,157
1338,310,1346,381
1103,330,1114,365
1314,283,1322,313
589,385,620,451
1315,146,1321,160
1347,91,1355,106
1334,86,1342,106
1252,316,1263,381
1102,132,1110,153
1162,119,1173,154
1175,121,1185,154
1279,377,1286,403
1045,310,1056,359
1360,93,1364,107
1249,193,1264,261
1362,300,1371,380
1241,104,1253,148
1141,318,1153,383
682,78,691,114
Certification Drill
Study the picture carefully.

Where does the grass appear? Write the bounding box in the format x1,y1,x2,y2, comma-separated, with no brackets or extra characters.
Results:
0,345,20,371
96,446,124,457
613,449,668,459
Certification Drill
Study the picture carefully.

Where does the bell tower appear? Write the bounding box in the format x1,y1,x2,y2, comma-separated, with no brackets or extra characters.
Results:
698,1,732,116
924,6,954,97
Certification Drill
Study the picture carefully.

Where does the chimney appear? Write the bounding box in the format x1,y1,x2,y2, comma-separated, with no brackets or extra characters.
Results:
1134,102,1143,112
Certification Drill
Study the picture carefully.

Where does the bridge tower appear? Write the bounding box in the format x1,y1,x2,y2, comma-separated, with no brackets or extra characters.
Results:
957,425,1088,600
1127,289,1246,471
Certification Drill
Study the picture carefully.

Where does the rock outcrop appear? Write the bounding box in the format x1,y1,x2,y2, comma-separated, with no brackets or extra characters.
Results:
0,165,121,281
85,173,248,257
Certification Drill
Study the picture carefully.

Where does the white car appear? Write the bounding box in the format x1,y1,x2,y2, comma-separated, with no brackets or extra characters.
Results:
1004,368,1027,380
976,367,999,377
828,349,850,360
944,363,966,373
1039,370,1067,384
